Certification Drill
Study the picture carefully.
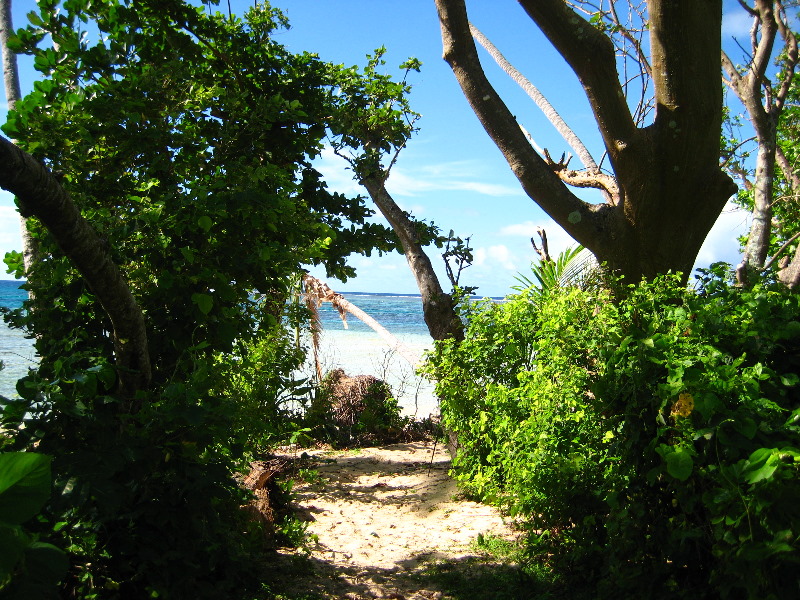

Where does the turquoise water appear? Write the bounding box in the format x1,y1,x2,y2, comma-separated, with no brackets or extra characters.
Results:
0,280,36,398
0,281,435,410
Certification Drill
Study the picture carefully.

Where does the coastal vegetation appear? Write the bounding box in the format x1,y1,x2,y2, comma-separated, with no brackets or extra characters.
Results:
0,1,799,599
426,266,800,598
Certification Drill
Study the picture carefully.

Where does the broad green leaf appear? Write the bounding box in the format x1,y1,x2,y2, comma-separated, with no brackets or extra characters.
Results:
0,453,52,526
24,542,68,585
197,215,213,232
665,448,693,481
0,522,27,579
191,293,213,315
180,247,195,264
742,448,779,484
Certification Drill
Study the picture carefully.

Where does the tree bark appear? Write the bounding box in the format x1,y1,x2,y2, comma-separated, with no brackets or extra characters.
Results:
360,175,463,342
0,0,38,275
779,243,800,289
435,0,736,282
0,136,151,397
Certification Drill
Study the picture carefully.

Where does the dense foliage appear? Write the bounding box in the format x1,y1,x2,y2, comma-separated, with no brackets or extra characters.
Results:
0,1,413,597
425,267,800,599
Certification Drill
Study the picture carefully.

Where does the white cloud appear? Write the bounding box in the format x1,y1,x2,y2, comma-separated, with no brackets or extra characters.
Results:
386,165,522,198
473,244,516,271
694,202,749,268
311,146,523,200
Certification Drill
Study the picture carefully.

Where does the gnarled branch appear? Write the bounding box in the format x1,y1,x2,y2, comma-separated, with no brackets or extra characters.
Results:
0,136,151,397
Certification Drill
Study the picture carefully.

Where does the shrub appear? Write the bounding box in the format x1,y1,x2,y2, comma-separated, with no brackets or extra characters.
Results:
307,369,406,446
425,267,800,598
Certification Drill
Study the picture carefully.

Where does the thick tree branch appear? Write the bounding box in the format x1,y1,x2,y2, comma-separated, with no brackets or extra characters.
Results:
0,136,151,397
435,0,612,250
517,0,637,160
749,1,778,95
649,1,726,146
360,174,463,341
772,3,798,114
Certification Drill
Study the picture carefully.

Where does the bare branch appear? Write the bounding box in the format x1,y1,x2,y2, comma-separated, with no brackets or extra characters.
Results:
531,226,551,262
435,0,609,249
469,22,599,171
763,230,800,270
542,148,620,204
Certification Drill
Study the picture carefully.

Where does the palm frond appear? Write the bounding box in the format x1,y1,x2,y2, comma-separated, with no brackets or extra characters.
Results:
513,245,600,296
301,274,422,371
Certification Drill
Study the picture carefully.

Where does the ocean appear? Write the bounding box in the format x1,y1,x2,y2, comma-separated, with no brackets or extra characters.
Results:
0,281,438,416
0,280,37,400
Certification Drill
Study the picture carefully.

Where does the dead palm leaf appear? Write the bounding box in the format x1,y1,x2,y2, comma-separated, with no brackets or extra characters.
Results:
301,274,422,379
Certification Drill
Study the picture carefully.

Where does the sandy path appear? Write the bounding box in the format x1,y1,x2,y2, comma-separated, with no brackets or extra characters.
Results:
266,441,517,599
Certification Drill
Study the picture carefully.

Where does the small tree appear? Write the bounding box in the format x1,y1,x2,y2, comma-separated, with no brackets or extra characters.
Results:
327,49,464,340
722,0,799,282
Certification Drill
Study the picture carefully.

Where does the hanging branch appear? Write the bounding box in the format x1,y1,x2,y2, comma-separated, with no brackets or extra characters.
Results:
302,274,422,371
0,136,151,397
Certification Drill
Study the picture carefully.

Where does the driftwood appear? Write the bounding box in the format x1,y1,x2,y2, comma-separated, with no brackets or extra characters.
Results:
241,458,290,543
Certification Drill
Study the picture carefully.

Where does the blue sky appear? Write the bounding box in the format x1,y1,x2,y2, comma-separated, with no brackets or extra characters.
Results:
1,1,756,296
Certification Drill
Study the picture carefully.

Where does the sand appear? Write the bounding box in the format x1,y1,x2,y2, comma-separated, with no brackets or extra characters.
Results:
266,441,518,599
299,330,439,419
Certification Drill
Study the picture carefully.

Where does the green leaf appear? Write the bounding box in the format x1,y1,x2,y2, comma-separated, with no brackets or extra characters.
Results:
24,541,69,585
197,215,213,232
0,522,27,580
191,293,213,315
180,246,195,264
742,448,779,484
665,448,693,481
0,453,52,526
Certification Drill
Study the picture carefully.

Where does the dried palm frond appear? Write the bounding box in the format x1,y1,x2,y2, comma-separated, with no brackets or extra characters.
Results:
301,274,422,372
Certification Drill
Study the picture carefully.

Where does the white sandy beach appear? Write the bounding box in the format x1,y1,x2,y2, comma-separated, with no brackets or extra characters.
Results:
298,328,439,419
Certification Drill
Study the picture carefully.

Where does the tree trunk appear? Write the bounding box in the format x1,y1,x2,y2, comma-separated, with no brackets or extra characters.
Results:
0,0,39,275
361,176,463,341
744,135,777,268
779,244,800,289
435,0,736,284
0,136,151,397
721,1,798,273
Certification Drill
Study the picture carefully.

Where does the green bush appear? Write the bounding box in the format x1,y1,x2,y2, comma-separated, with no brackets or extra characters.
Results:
0,452,67,599
425,267,800,598
214,328,312,459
